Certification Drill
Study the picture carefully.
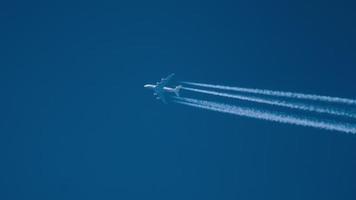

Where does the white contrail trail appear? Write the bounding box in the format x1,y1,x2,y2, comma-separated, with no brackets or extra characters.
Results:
182,82,356,106
182,87,356,119
173,97,356,134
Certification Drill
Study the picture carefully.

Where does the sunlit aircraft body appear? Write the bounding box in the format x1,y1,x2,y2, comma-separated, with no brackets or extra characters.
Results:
144,73,182,103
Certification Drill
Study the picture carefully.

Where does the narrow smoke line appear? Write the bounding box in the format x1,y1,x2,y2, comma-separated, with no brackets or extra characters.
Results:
182,82,356,106
182,86,356,119
173,97,356,134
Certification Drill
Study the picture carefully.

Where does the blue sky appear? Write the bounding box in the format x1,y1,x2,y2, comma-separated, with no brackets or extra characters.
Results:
1,0,356,199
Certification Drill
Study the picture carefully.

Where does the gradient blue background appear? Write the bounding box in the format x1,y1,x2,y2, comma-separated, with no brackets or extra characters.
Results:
1,0,356,199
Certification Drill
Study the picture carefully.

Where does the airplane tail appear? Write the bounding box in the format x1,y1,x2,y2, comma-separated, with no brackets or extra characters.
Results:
174,85,182,97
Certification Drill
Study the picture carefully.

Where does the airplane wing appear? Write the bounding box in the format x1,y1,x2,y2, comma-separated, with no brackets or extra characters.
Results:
155,92,167,104
155,73,175,91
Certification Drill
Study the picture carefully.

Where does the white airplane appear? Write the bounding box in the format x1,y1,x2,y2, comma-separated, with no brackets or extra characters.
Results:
144,73,182,103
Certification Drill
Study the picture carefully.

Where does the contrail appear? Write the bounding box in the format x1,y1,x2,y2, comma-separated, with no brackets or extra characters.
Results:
182,87,356,119
173,97,356,134
182,82,356,106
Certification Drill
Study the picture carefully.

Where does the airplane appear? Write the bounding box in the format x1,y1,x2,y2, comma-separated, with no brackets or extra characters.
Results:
144,73,182,103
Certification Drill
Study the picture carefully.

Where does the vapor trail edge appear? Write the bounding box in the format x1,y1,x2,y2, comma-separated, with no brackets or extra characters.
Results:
182,81,356,106
173,97,356,134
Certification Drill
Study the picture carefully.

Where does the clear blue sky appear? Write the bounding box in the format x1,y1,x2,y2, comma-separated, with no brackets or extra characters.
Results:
1,0,356,199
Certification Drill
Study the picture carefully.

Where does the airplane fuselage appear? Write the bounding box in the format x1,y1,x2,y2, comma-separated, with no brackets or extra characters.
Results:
144,84,176,94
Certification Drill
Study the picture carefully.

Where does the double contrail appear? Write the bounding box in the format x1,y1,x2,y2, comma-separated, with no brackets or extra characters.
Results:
181,86,356,119
174,97,356,134
172,81,356,134
182,81,356,106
